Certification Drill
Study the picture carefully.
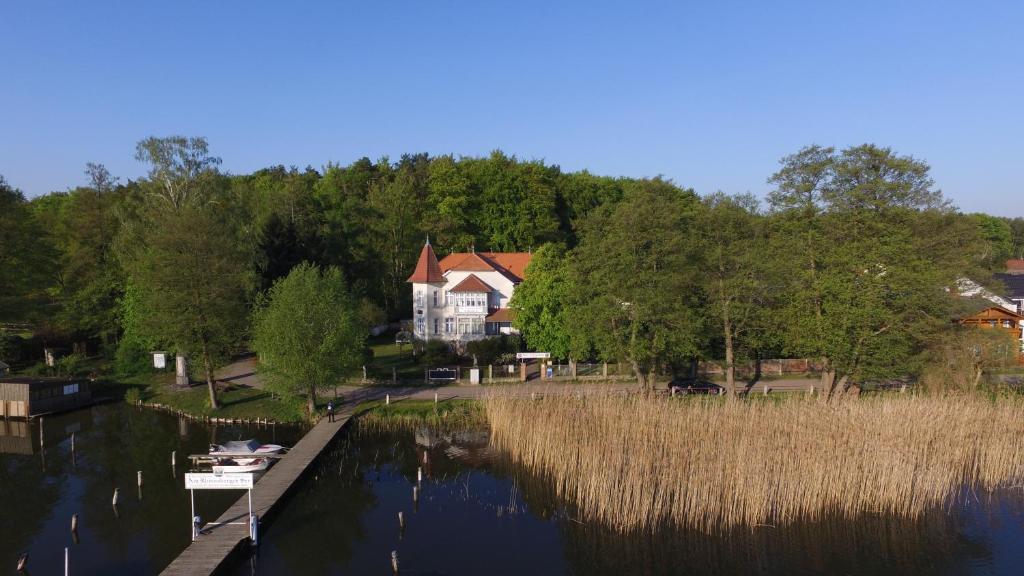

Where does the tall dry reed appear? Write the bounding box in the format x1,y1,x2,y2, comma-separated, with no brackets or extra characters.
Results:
484,393,1024,531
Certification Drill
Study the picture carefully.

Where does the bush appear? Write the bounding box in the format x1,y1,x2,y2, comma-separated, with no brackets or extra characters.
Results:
124,387,142,405
56,353,89,377
114,337,153,377
420,339,456,366
465,335,522,365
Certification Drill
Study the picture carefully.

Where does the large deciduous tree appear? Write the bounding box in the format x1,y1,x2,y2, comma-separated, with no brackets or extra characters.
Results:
251,263,364,418
510,243,575,360
768,144,979,399
697,193,773,395
122,203,250,408
0,176,58,324
568,179,705,390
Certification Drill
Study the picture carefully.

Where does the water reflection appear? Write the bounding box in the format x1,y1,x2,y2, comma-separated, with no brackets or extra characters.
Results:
233,425,1024,576
0,404,304,575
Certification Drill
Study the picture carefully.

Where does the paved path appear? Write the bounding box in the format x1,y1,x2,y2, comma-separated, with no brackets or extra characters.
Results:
160,405,355,576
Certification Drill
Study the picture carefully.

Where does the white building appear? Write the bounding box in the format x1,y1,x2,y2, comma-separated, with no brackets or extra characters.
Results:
407,240,532,345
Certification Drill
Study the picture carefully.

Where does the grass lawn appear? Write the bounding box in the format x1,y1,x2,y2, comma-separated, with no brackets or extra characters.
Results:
110,372,310,423
362,335,427,382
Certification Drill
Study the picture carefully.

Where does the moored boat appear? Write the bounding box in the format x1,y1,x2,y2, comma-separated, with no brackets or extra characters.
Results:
209,439,286,456
211,457,271,473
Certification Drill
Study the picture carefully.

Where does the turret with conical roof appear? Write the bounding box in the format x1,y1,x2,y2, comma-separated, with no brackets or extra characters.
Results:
408,238,446,341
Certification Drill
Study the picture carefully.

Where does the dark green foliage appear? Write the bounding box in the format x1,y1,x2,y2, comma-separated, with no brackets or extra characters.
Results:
419,340,456,366
464,335,522,365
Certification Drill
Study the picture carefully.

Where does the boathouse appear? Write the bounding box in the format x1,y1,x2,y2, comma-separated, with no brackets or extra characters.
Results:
0,376,92,418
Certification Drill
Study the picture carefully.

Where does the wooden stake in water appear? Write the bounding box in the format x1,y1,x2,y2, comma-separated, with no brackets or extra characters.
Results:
417,467,422,483
64,547,68,576
423,451,429,465
71,513,78,534
434,392,438,404
172,451,177,468
112,487,120,511
412,485,418,503
137,471,143,487
398,511,405,530
70,432,75,452
16,553,28,573
386,394,390,406
391,550,399,574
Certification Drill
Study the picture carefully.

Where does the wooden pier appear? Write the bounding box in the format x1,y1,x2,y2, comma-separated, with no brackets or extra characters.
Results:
160,407,354,575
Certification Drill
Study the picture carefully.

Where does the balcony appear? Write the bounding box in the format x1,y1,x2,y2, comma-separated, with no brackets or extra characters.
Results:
455,305,487,315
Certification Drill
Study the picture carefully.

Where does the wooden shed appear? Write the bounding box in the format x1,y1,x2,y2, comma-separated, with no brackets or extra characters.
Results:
0,376,92,419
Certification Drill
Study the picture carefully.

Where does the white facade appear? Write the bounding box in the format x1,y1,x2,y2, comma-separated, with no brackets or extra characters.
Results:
411,267,519,344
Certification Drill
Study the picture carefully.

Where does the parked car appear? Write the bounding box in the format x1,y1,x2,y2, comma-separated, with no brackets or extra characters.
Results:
668,378,724,395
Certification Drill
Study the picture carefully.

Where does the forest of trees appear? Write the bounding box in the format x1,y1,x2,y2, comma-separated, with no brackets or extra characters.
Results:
1,137,1022,399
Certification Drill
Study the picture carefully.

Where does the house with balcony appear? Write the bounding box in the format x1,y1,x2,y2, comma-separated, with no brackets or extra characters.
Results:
407,240,531,345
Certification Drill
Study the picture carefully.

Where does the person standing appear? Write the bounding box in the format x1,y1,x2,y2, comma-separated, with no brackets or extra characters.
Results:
327,401,335,422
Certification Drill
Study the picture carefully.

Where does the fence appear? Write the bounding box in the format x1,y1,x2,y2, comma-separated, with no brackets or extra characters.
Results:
697,359,821,377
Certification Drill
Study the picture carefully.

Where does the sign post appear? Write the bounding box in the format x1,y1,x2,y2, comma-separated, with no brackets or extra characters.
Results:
185,473,256,542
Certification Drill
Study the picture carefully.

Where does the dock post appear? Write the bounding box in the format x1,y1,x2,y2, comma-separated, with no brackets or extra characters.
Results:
391,550,399,574
64,547,68,576
70,432,74,452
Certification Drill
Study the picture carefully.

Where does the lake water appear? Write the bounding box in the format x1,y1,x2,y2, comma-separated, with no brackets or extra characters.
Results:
4,406,1024,575
228,425,1024,576
0,403,305,575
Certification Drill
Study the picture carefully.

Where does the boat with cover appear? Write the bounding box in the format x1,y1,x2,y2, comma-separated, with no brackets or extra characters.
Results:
209,439,286,456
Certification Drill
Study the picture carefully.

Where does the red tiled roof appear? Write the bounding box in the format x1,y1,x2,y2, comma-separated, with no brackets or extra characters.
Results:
486,308,515,322
449,274,495,293
406,243,445,283
437,252,533,282
1007,259,1024,273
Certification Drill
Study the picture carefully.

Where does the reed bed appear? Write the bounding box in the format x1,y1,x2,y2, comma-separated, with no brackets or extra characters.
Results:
484,393,1024,531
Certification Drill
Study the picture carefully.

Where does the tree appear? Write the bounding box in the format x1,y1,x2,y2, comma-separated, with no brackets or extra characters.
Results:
0,176,58,324
510,243,574,359
251,263,364,418
121,202,250,408
768,144,979,399
134,136,222,209
567,179,705,389
58,164,124,344
696,193,773,395
970,213,1013,269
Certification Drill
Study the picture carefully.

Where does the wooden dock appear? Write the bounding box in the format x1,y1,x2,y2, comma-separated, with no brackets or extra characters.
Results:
160,407,354,575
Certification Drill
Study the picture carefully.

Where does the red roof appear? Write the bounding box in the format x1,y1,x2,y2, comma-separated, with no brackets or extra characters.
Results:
1007,259,1024,273
406,243,445,283
438,252,533,282
449,274,495,293
486,308,515,322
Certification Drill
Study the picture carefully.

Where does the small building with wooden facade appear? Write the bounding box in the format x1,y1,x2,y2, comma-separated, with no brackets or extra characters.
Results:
957,306,1024,362
0,376,92,419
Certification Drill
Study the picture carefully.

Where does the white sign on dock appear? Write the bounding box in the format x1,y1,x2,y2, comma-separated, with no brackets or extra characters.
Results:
185,472,254,490
516,352,550,359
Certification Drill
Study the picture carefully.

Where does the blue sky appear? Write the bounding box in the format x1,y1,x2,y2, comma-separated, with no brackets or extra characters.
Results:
1,1,1021,215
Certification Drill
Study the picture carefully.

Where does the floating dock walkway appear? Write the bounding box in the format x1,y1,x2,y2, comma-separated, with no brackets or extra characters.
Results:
160,406,354,575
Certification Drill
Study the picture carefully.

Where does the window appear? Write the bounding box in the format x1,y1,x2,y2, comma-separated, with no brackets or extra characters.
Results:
472,318,484,334
458,318,472,334
1003,320,1013,328
63,383,79,395
432,290,438,307
445,318,454,334
433,318,439,335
